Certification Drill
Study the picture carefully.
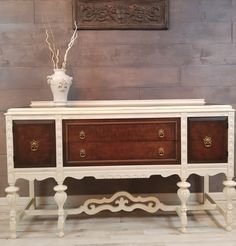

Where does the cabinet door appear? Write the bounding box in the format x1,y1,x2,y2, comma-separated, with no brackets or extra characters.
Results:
13,120,56,168
188,117,228,163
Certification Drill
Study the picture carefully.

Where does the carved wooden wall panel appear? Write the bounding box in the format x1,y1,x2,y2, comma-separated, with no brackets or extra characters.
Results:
73,0,168,30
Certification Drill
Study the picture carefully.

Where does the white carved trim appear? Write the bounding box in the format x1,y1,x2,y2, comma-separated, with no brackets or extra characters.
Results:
69,191,166,215
30,99,206,108
223,180,236,231
228,112,235,179
5,186,19,239
6,116,14,185
181,114,188,180
54,185,67,237
177,181,191,233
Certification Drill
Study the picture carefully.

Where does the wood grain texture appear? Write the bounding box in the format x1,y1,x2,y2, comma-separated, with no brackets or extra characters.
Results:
13,120,56,168
63,118,181,166
188,117,228,163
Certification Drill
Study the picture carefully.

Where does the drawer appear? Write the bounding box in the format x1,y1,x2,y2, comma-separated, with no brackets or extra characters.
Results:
13,120,56,168
64,141,180,166
188,117,228,163
63,118,180,142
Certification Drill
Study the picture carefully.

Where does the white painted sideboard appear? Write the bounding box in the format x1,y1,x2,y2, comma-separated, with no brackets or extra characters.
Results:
4,99,236,238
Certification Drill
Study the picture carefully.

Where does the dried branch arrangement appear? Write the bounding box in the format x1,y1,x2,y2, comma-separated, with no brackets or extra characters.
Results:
44,21,78,70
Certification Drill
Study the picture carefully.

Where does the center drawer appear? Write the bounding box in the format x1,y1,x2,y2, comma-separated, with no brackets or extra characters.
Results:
63,118,181,166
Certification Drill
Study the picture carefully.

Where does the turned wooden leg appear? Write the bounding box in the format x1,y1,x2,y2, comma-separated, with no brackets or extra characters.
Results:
5,186,19,239
177,181,190,233
54,184,67,237
223,179,236,231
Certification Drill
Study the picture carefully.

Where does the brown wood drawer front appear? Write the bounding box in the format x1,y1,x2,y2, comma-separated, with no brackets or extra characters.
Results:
63,118,181,166
13,120,56,168
65,141,180,166
63,118,180,142
188,117,228,163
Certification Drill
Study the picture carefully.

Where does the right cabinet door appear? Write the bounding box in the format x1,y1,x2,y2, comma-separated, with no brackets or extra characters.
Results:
188,117,228,163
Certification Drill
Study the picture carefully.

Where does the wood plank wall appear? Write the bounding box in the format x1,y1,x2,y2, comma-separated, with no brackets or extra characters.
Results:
0,0,236,196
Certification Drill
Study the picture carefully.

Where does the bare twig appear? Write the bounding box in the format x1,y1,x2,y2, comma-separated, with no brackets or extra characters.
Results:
44,20,78,69
62,21,78,69
45,27,56,69
48,23,59,68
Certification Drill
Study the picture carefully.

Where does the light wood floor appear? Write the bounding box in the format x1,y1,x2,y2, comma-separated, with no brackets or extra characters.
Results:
0,203,236,246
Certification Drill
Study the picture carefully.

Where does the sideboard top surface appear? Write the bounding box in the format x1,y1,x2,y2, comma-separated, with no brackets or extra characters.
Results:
5,99,234,116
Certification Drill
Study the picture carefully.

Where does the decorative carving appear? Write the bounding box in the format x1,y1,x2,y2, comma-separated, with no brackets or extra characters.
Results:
54,185,67,238
223,180,236,231
228,113,234,177
73,0,168,30
5,186,19,239
181,115,188,179
74,191,162,215
55,117,63,169
177,181,190,233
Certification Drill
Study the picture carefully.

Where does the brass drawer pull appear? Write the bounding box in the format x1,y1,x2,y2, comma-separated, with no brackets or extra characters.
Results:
158,129,165,138
30,139,40,152
79,130,86,140
158,147,165,156
80,149,86,158
203,136,212,148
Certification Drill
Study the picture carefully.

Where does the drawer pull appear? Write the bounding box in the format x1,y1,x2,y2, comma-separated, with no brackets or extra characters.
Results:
158,129,165,138
79,130,86,140
80,149,86,158
203,136,212,148
30,139,40,152
158,147,165,156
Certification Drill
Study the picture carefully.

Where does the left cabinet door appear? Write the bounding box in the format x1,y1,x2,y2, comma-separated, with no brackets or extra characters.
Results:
13,120,56,168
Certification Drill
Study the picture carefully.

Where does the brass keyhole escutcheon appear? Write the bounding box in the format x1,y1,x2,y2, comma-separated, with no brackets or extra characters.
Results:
158,147,165,156
203,136,212,148
80,149,86,158
79,130,86,140
30,140,40,152
158,129,165,138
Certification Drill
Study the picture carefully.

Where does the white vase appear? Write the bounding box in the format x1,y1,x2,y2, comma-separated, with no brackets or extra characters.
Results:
47,68,73,106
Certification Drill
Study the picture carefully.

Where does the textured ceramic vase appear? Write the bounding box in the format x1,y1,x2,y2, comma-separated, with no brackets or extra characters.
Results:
47,68,73,106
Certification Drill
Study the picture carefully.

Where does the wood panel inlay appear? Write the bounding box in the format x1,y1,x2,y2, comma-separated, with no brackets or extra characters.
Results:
63,118,180,166
188,117,228,163
13,120,56,168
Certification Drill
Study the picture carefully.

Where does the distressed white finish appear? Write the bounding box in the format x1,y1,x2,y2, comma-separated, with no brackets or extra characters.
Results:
4,99,236,238
177,181,191,233
30,99,206,108
54,184,67,237
68,191,168,215
4,186,19,239
223,180,236,231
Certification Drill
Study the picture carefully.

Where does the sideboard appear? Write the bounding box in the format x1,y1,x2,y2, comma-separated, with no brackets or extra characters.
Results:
4,99,236,238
